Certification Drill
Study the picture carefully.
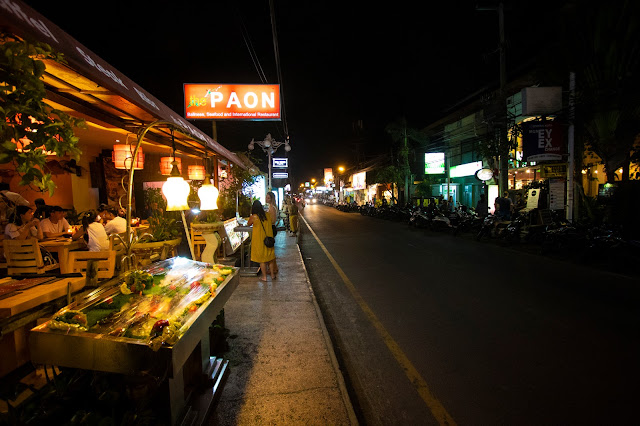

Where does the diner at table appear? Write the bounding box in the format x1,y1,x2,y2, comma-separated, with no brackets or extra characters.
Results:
72,210,110,252
98,204,127,235
4,205,44,241
40,206,73,239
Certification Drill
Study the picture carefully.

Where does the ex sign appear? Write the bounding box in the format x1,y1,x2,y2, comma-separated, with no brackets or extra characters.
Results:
522,121,565,162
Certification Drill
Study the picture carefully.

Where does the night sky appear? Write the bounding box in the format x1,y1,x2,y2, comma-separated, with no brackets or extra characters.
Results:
23,0,565,183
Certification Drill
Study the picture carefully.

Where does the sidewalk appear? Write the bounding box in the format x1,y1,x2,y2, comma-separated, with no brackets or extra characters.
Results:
209,230,358,425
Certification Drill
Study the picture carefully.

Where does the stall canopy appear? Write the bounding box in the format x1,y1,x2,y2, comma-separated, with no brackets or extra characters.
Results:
0,0,246,168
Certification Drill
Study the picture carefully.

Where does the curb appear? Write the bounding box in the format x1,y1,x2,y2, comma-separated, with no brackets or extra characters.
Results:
294,229,359,425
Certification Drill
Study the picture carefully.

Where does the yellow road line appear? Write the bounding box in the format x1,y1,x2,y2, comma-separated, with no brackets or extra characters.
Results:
301,215,457,426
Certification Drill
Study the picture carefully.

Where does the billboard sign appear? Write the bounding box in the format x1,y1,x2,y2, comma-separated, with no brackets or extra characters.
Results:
352,172,366,190
272,157,288,168
184,84,280,120
522,121,565,162
450,161,483,178
425,153,445,174
324,168,333,184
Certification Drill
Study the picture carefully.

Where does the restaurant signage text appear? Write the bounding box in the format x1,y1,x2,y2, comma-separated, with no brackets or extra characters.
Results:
184,84,280,120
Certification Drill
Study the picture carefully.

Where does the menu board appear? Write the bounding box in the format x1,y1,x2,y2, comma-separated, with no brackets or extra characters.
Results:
221,217,249,254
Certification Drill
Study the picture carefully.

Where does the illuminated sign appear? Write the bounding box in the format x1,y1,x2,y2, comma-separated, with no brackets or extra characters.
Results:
475,168,494,181
324,168,333,184
272,172,288,179
184,84,280,120
273,157,288,168
425,153,445,174
450,161,483,178
522,121,565,162
352,172,366,190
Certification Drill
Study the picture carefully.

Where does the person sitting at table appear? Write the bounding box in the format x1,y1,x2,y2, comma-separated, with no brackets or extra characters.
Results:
72,210,109,251
99,205,127,235
40,206,72,238
4,205,44,240
34,198,52,220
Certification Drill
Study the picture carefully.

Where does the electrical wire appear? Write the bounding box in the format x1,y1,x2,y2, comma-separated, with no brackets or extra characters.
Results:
235,6,268,84
269,0,289,137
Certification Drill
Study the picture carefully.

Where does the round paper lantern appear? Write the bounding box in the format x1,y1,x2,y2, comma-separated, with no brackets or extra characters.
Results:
188,165,205,180
162,176,190,211
198,182,219,210
112,144,144,170
160,156,181,175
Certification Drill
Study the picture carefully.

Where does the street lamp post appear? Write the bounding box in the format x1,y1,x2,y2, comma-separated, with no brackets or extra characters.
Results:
248,133,291,191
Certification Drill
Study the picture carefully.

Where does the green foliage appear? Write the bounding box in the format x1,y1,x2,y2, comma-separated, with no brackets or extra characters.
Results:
0,33,85,195
143,187,166,215
217,155,259,219
141,212,181,242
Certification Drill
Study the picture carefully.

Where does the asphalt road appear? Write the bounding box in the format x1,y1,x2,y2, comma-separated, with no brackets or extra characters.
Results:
299,204,640,425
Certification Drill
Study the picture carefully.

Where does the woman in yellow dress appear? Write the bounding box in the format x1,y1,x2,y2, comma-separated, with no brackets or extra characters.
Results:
246,200,276,281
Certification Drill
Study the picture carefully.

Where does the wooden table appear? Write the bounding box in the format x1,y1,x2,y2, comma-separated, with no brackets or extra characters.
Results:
40,238,85,274
0,276,85,377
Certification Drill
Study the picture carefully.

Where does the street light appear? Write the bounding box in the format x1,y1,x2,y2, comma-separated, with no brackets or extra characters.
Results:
248,133,291,191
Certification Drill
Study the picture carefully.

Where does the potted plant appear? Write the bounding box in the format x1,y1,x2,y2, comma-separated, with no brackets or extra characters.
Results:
128,212,182,266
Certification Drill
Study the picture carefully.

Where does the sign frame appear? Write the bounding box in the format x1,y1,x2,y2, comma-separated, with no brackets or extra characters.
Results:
184,83,281,121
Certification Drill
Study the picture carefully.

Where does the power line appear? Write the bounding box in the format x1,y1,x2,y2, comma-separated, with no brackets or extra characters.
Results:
269,0,289,137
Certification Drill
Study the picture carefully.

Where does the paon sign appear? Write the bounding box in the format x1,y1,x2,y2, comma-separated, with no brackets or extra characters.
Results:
184,84,280,120
522,121,565,162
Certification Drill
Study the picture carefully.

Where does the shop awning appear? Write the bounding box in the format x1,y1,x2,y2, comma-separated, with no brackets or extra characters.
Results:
0,0,246,168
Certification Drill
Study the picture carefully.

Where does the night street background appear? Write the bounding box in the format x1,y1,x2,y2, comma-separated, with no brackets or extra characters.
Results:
23,0,568,177
299,204,639,424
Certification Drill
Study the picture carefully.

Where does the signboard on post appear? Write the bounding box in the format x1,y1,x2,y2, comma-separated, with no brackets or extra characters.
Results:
522,121,565,162
184,84,280,120
272,158,288,168
540,163,567,178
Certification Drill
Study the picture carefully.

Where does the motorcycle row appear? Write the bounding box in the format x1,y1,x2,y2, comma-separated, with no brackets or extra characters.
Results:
329,200,640,269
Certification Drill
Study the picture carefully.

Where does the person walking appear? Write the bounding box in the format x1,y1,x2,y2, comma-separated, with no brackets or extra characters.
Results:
289,199,299,236
265,191,280,274
247,200,276,282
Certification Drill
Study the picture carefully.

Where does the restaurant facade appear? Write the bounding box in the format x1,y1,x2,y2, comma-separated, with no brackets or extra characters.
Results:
1,0,246,215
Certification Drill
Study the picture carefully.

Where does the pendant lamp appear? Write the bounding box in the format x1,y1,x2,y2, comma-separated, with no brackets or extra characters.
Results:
188,165,205,180
113,142,144,170
160,156,181,175
198,157,219,210
161,131,190,211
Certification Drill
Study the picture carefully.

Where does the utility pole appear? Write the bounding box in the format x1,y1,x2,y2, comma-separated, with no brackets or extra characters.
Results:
478,1,509,194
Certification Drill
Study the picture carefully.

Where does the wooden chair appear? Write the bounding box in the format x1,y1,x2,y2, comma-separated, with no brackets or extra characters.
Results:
67,250,116,282
3,238,59,275
190,226,207,261
110,232,128,271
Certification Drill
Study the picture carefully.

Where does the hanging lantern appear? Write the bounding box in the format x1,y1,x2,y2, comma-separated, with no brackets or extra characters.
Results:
160,156,181,175
161,130,190,211
162,162,190,211
113,144,144,170
188,165,205,180
198,180,219,210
